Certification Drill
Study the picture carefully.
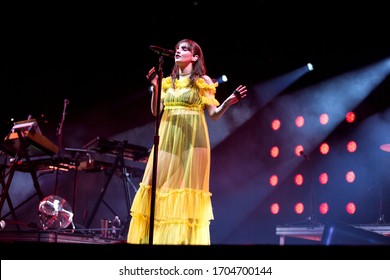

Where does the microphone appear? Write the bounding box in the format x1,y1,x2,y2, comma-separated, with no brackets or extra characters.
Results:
149,45,175,57
299,150,310,160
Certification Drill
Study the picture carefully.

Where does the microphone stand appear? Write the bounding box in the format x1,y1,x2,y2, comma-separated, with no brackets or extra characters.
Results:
149,55,165,245
289,151,319,226
303,152,318,225
376,183,386,224
54,99,69,195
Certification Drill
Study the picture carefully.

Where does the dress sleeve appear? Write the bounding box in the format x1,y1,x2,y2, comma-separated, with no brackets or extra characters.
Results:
196,78,220,106
161,77,172,99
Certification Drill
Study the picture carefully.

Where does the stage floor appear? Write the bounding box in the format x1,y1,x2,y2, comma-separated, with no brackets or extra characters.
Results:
2,227,390,260
275,223,390,245
0,230,124,244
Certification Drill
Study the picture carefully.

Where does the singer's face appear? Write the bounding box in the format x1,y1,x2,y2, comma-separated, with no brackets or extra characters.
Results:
175,43,197,65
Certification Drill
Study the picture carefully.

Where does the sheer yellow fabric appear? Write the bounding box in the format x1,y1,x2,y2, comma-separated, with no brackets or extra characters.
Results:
127,77,219,245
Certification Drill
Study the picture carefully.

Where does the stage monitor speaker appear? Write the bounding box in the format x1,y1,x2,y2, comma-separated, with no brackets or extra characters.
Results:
322,221,390,245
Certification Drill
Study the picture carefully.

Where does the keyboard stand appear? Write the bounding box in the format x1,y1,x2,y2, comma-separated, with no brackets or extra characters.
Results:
0,130,45,228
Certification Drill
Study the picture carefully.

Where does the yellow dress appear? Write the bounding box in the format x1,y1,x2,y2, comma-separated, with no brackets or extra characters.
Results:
127,76,219,245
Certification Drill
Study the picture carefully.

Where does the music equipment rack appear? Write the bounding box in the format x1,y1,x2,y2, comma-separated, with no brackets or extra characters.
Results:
83,136,149,163
1,125,149,232
0,119,59,227
9,155,77,172
82,137,149,229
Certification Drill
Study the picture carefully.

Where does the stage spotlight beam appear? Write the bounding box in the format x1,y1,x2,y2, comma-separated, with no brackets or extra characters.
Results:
213,75,228,84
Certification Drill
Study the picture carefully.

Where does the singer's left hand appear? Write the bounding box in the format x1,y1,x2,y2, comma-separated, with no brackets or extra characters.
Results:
229,85,248,105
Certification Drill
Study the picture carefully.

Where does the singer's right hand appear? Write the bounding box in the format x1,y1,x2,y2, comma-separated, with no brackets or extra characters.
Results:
146,67,158,85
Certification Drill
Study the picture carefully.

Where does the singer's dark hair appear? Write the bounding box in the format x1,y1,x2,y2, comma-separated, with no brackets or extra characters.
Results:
170,39,207,88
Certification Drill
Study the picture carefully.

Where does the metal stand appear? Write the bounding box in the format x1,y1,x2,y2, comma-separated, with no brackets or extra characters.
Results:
54,99,69,195
148,53,166,245
304,158,319,225
85,140,132,229
63,148,84,215
0,153,20,230
376,183,386,224
374,148,388,224
0,130,45,229
287,151,320,226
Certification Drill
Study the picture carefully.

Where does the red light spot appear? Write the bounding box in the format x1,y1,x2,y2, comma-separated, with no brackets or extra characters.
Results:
319,113,329,125
294,202,304,214
294,174,304,186
319,172,328,185
269,175,278,187
319,202,329,214
347,141,357,153
319,143,329,154
346,112,356,123
295,145,304,157
346,202,357,214
270,146,279,158
271,119,281,130
345,171,356,183
270,203,280,214
295,116,305,127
